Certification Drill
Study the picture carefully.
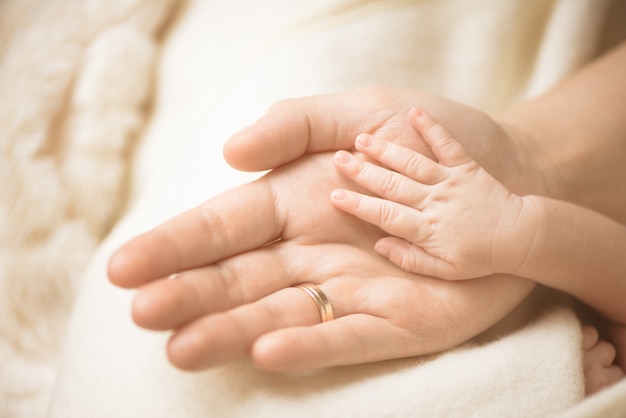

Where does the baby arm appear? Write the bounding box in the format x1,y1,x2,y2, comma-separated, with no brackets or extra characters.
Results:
332,108,626,327
514,195,626,326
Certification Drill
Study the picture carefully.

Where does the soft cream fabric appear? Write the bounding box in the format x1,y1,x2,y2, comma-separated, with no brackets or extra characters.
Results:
2,0,624,416
559,378,626,418
0,0,176,416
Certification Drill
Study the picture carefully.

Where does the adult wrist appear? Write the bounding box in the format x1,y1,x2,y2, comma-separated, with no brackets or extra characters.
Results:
492,117,557,199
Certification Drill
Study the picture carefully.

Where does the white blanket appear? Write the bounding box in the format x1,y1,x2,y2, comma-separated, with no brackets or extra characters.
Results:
0,0,175,415
2,0,625,416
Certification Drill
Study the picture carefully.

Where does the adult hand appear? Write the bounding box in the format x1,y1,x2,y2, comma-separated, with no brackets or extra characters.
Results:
109,87,540,372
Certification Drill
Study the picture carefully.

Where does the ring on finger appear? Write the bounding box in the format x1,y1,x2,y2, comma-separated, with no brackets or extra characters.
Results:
295,283,334,323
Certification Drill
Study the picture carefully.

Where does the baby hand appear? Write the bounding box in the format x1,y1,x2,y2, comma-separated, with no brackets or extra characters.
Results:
331,108,525,280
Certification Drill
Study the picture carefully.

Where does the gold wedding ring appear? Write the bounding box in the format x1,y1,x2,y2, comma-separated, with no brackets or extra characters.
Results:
295,283,334,323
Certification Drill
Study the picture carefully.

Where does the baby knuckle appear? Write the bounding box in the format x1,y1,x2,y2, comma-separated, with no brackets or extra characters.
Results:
378,201,398,226
399,251,420,273
401,153,424,176
379,172,402,196
426,124,449,142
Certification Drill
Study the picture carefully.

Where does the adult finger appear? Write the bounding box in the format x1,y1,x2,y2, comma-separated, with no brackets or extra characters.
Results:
165,272,438,371
222,88,434,172
107,178,283,288
166,285,345,370
131,243,293,330
223,94,359,172
250,271,471,372
130,237,364,331
251,314,426,372
223,88,500,174
162,265,535,371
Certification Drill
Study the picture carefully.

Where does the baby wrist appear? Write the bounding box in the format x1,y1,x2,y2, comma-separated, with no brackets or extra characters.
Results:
493,195,540,276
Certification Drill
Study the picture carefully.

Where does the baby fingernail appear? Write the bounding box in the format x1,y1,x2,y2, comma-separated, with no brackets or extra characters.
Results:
335,151,351,164
331,189,346,201
356,134,373,148
411,107,424,118
375,242,390,257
